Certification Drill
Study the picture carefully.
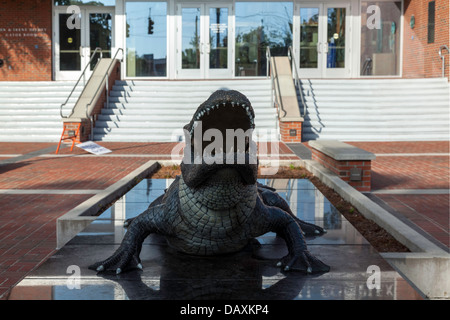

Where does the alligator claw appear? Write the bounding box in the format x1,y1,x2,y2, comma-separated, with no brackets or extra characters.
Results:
277,250,330,274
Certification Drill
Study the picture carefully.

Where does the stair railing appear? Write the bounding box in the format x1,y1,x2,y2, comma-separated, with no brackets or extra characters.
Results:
439,45,449,78
361,57,373,76
288,46,305,117
266,47,286,118
60,47,102,118
85,48,124,140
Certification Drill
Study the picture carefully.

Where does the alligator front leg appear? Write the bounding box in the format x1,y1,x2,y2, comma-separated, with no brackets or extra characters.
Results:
253,198,330,273
89,204,169,274
257,183,327,236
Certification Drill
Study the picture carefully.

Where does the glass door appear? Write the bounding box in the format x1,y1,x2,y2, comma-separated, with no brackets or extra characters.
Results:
298,5,322,78
323,3,348,78
177,3,232,79
54,7,114,81
205,4,232,78
297,2,349,78
178,4,203,78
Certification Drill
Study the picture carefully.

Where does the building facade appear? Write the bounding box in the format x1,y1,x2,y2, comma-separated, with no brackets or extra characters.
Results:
0,0,448,81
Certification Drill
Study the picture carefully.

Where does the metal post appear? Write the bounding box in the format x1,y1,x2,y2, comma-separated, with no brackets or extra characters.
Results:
106,73,109,109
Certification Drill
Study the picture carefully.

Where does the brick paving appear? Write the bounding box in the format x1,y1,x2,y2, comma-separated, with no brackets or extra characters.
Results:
0,142,183,299
0,140,448,299
0,141,302,299
347,141,449,251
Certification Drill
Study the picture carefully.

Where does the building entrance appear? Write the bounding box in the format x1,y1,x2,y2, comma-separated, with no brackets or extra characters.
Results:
176,3,233,79
54,6,114,81
296,2,351,78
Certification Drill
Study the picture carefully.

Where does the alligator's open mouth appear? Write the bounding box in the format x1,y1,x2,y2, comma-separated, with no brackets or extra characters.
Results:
181,89,258,188
188,90,255,134
185,89,255,154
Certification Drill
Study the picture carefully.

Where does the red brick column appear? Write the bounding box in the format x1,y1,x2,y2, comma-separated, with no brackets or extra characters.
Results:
311,149,373,192
60,119,91,144
280,120,303,143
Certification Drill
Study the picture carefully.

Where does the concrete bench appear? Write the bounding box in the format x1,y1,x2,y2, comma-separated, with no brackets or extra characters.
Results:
308,140,376,192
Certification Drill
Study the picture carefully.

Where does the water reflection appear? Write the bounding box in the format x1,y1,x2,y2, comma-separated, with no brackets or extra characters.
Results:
9,179,421,300
86,178,366,248
97,178,341,226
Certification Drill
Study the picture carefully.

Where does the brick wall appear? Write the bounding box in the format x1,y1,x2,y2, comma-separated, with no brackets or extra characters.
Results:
403,0,450,79
279,120,303,143
311,149,373,192
0,0,52,81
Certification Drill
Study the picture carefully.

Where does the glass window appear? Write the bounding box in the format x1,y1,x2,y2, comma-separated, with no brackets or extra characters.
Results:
360,1,401,76
59,13,81,71
235,2,293,77
209,7,229,69
89,13,112,70
427,1,435,44
299,8,319,68
54,0,115,5
126,1,167,77
181,7,201,70
327,7,346,69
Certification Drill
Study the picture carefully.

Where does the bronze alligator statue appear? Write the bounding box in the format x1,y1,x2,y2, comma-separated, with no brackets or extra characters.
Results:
89,90,330,274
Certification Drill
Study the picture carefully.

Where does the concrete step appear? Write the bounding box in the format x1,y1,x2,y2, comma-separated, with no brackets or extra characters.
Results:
302,132,450,142
100,106,276,116
0,128,62,135
0,134,61,142
114,79,271,87
94,128,279,142
0,97,79,104
303,121,450,130
300,94,449,103
299,78,449,141
95,117,278,128
109,90,271,99
93,79,278,142
299,77,447,86
299,87,449,97
0,121,62,128
107,95,272,105
300,100,449,109
0,81,82,142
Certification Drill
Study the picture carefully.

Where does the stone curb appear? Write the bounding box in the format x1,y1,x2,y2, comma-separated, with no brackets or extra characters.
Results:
300,159,446,254
300,158,449,299
56,160,159,249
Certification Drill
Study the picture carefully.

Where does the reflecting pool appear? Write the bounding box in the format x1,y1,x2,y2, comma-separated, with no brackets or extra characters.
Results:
9,179,422,300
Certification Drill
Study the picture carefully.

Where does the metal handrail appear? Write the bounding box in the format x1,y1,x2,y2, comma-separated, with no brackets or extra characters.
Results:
85,48,124,140
288,46,305,117
60,47,103,118
361,57,373,76
439,45,449,78
266,47,286,118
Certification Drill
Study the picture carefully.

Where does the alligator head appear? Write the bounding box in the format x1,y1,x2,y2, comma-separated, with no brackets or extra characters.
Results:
181,89,259,193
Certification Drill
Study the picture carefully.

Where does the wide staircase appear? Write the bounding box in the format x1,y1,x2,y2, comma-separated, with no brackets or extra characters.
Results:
299,78,450,141
93,79,278,142
0,81,82,142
